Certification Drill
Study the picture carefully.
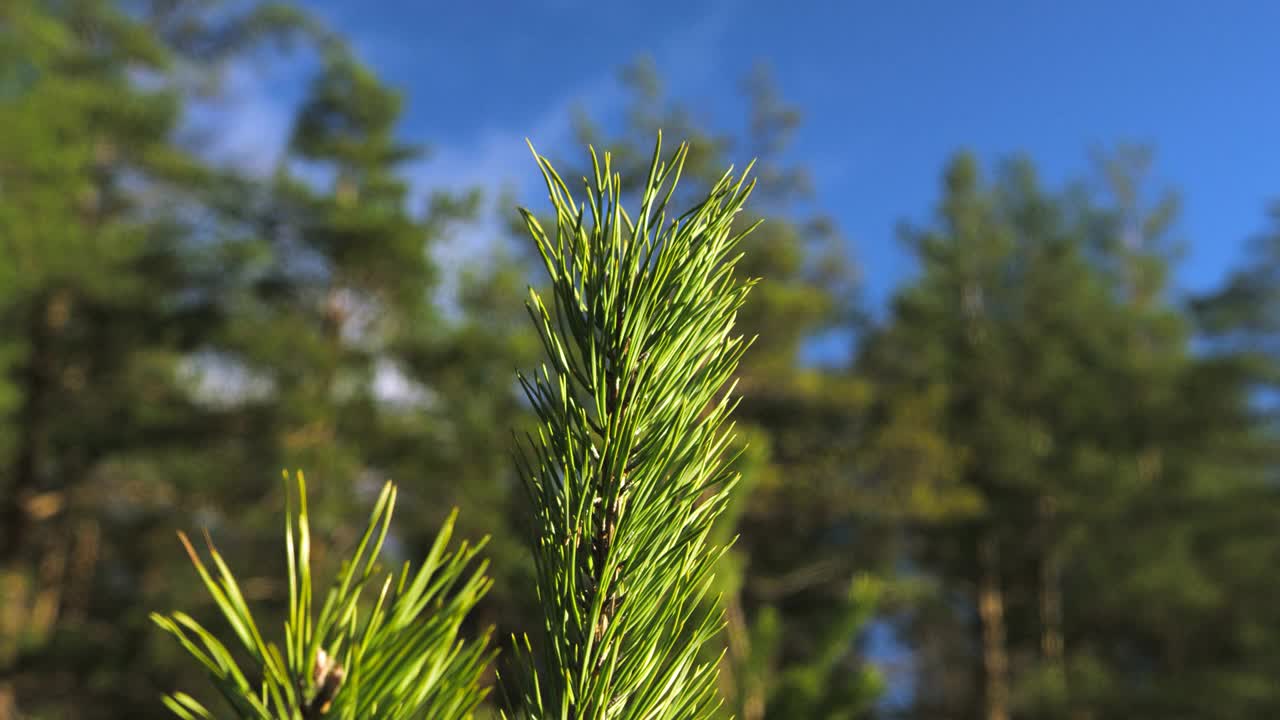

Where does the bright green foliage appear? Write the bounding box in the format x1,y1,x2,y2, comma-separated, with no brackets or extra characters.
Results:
566,61,879,719
151,472,494,720
507,136,758,718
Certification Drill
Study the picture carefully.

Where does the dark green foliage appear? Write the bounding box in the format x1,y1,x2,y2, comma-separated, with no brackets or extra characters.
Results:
860,151,1280,719
0,1,298,715
0,2,526,716
757,576,885,720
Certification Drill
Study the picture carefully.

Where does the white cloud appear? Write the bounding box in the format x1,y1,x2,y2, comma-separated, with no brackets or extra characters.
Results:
187,61,298,176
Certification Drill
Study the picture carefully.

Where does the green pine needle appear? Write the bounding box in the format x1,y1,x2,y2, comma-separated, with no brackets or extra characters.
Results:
507,133,760,719
151,471,495,720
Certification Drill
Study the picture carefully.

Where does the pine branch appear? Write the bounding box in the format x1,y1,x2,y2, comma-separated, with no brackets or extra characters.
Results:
508,133,760,719
151,471,495,720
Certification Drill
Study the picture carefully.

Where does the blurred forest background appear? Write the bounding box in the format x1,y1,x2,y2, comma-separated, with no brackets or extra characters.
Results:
3,1,1280,718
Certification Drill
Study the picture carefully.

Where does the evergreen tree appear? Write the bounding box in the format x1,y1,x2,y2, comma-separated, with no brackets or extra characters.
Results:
0,2,528,715
861,151,1280,719
209,40,535,680
0,1,312,714
1193,202,1280,418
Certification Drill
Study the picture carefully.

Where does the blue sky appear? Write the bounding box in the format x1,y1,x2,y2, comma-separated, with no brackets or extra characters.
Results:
223,1,1280,318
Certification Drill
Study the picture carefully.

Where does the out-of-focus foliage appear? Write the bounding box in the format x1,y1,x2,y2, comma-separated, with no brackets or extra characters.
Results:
859,151,1280,719
5,2,1280,719
0,1,307,715
0,1,527,717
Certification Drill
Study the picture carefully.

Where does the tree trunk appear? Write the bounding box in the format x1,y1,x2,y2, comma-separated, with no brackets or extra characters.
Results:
0,682,15,720
978,529,1010,720
1039,495,1066,684
724,593,766,720
0,294,61,564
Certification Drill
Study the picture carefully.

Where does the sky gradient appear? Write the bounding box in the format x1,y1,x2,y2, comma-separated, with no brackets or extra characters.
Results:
223,1,1280,319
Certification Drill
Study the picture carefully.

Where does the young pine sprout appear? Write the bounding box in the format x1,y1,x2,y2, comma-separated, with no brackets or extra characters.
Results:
505,133,759,719
151,471,494,720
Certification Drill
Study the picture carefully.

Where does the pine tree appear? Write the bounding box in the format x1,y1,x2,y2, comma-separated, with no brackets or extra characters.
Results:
860,150,1280,720
0,1,315,714
0,2,527,715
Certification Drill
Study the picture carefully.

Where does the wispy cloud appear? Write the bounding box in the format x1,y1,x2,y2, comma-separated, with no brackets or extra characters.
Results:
407,2,735,301
405,75,624,301
187,1,734,309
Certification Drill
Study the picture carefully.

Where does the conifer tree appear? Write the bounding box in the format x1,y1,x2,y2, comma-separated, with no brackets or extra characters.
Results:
0,2,524,714
0,1,317,714
860,150,1280,720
